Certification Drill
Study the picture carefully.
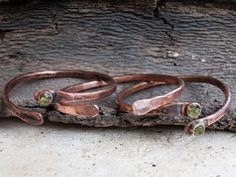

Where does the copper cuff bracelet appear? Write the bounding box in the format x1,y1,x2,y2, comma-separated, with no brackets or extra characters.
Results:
116,75,231,136
3,70,116,125
3,71,231,136
60,74,231,136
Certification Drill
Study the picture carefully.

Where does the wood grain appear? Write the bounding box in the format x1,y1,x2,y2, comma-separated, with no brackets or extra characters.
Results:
0,0,235,132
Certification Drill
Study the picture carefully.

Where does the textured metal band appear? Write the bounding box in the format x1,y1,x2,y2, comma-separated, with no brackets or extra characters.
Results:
3,70,116,125
61,74,185,115
61,74,231,135
116,75,231,135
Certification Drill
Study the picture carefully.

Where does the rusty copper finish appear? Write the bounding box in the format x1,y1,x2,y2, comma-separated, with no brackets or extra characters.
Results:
3,70,116,125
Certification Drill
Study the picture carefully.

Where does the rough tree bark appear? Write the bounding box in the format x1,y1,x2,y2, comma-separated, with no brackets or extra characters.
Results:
0,0,235,132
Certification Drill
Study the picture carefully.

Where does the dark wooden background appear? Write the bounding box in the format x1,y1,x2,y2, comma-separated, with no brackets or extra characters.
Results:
0,0,235,132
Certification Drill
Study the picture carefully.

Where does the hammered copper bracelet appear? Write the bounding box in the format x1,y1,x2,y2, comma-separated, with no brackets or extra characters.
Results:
116,75,231,136
61,74,231,136
59,74,185,115
3,71,231,136
3,70,116,125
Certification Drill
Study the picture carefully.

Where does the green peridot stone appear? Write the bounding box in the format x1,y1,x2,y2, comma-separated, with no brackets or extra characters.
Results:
187,103,201,119
38,92,53,106
193,123,205,136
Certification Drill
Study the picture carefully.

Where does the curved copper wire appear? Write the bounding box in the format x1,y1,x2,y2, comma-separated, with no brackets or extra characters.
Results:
3,70,116,125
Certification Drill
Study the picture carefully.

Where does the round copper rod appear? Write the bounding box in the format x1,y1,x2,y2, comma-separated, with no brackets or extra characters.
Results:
3,70,116,125
60,74,185,115
116,75,231,136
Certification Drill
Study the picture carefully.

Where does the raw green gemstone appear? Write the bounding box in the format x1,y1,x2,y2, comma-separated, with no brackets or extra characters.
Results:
187,103,201,119
193,124,205,136
38,92,52,106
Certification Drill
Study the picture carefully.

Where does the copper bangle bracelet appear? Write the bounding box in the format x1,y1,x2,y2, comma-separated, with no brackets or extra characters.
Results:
116,75,231,136
60,74,231,136
3,70,116,125
3,70,231,137
60,74,185,115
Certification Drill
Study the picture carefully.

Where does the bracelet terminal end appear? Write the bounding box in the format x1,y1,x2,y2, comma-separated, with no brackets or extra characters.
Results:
185,120,205,136
53,102,100,117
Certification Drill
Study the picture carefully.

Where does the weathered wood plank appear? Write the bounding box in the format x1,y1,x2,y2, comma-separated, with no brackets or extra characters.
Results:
1,0,236,4
0,0,235,132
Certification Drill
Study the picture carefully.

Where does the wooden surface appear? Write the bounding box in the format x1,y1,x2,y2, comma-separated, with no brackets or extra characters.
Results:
0,0,235,132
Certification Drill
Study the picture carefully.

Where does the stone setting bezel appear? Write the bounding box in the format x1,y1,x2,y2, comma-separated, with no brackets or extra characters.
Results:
187,102,202,119
192,123,205,136
38,91,53,107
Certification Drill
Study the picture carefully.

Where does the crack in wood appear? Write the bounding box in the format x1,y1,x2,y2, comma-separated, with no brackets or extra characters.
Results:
50,9,59,34
154,0,175,45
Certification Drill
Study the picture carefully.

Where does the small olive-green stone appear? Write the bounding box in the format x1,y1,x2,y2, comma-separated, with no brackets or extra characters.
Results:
39,92,52,106
187,103,201,119
193,124,205,136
